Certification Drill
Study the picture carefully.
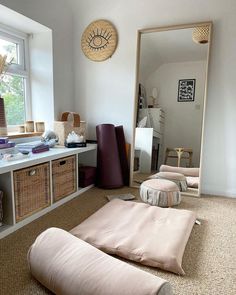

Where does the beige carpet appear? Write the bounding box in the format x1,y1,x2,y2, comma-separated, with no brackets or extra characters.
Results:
0,187,236,295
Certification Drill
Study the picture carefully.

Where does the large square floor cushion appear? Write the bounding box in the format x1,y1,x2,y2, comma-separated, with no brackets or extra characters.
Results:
28,228,172,295
71,199,196,275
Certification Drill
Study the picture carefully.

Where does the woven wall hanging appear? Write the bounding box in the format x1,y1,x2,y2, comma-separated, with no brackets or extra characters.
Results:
81,20,118,62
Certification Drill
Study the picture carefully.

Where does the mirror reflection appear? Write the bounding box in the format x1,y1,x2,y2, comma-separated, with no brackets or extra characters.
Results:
132,24,210,197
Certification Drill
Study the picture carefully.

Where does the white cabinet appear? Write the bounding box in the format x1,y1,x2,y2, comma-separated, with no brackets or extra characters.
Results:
135,128,154,173
138,107,165,137
0,144,97,239
136,108,165,172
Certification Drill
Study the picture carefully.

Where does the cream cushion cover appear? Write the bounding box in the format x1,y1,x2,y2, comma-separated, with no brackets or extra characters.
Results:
71,199,196,275
140,179,181,207
150,172,188,192
186,176,199,188
28,228,173,295
160,165,199,177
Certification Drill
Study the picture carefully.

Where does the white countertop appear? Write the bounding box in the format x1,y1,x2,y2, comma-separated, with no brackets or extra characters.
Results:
0,144,97,174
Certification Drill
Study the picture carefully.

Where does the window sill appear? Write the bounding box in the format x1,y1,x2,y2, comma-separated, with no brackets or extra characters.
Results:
7,132,43,139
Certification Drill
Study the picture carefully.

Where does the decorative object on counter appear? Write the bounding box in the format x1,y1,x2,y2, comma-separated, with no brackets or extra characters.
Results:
0,190,3,226
115,126,130,186
192,26,209,44
18,125,25,133
41,130,59,148
65,131,86,148
177,79,196,102
96,124,123,188
0,141,15,149
35,122,45,133
65,142,87,148
25,120,34,132
0,97,7,135
0,137,8,144
81,19,118,62
79,166,97,188
16,141,50,154
66,131,84,143
54,112,86,146
2,152,30,162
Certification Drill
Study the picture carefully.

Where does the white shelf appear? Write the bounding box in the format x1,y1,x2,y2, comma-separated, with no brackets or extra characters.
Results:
0,144,97,174
0,144,97,239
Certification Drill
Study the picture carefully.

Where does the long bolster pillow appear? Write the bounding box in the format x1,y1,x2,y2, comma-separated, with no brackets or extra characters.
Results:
28,228,173,295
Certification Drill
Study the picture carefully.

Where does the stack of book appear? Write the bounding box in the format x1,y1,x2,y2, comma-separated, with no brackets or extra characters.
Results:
0,137,15,149
16,141,50,154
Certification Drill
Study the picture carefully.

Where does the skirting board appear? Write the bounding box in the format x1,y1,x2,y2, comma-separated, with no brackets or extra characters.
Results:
201,185,236,198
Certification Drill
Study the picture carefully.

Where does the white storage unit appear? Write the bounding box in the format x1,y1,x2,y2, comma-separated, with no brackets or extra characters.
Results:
137,108,165,172
0,144,97,239
138,107,165,137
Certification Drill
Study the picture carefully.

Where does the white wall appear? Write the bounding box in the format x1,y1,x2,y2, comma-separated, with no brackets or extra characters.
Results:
68,0,236,197
0,0,75,119
1,0,236,197
145,61,206,167
29,32,54,129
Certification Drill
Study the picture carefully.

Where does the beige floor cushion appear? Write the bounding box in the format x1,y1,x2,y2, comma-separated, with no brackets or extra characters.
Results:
28,228,173,295
186,176,199,188
160,165,199,177
71,199,196,275
150,172,188,192
140,179,181,207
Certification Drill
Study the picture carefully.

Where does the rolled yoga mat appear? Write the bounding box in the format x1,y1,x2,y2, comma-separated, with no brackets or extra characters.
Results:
96,124,123,188
115,125,130,186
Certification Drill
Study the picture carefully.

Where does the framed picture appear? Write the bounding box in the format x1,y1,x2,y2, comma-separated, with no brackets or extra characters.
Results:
177,79,196,102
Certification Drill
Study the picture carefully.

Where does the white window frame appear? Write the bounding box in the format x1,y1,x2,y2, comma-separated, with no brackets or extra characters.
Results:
0,23,31,131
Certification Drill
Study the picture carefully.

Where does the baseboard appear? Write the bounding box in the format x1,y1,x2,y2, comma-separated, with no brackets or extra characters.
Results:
201,185,236,198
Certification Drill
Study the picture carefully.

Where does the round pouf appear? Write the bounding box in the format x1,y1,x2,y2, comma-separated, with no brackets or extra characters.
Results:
150,172,187,192
140,179,181,207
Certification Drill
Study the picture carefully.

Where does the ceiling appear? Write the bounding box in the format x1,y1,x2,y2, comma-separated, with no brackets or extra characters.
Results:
140,27,208,81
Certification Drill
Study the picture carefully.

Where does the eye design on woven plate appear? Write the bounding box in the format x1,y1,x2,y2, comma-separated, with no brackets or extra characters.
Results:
86,29,112,51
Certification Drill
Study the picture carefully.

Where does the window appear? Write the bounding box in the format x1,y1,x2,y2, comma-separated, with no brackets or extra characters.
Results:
0,25,30,129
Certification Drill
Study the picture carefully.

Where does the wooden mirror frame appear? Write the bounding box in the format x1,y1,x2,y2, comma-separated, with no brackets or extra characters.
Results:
129,21,213,197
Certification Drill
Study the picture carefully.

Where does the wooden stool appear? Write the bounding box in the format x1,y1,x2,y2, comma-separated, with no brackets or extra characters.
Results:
164,147,193,167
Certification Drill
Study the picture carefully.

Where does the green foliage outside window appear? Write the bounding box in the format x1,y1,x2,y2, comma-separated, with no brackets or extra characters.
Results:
0,75,25,125
0,40,26,125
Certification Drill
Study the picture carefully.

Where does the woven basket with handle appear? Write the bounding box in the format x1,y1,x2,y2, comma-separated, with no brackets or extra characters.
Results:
54,112,86,146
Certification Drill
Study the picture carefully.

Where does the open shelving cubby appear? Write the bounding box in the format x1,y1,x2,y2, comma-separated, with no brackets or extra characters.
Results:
0,144,97,239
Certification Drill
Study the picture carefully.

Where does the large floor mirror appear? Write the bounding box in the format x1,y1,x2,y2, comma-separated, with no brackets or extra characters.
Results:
130,22,212,197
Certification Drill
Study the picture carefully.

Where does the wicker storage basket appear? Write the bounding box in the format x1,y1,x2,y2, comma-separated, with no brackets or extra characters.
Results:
54,112,86,146
52,155,77,202
14,163,50,222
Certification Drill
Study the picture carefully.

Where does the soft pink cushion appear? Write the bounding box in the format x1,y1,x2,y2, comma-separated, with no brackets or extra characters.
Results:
28,228,172,295
160,165,199,177
144,179,179,191
71,199,196,275
186,176,199,188
150,172,186,181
